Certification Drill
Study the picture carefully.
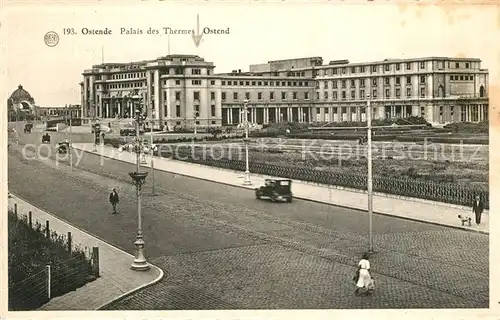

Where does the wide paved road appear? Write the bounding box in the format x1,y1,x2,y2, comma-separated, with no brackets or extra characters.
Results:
8,143,488,309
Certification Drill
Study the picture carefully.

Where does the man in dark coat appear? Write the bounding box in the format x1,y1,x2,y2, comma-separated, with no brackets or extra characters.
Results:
472,195,484,225
109,188,119,214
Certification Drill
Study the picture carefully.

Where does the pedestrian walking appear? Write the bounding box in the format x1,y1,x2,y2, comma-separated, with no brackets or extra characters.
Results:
109,188,119,214
355,253,373,296
472,195,484,226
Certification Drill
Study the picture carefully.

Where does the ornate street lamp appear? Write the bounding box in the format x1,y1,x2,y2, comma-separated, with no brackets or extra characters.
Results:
366,93,373,253
194,110,199,135
242,99,251,185
129,91,150,271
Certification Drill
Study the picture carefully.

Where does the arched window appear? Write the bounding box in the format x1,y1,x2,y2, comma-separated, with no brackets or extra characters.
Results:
480,86,485,98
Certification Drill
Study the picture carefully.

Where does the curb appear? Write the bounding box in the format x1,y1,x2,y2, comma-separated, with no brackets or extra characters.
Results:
8,192,166,310
75,146,489,235
96,268,165,310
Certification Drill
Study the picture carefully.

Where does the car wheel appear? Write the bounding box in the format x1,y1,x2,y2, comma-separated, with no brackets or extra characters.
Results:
287,197,293,203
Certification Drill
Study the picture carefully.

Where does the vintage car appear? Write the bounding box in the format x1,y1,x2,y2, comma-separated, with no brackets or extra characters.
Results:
120,125,145,136
41,133,51,144
24,123,33,134
56,141,70,154
255,179,293,202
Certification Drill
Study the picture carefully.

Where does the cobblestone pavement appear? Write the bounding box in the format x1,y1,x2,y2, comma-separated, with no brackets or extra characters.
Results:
8,145,489,309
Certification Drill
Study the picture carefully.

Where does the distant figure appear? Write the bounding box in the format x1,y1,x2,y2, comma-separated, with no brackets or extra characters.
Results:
355,253,372,295
472,195,484,225
109,188,119,214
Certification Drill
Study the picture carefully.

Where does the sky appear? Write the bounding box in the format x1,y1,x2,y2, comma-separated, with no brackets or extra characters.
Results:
1,2,499,106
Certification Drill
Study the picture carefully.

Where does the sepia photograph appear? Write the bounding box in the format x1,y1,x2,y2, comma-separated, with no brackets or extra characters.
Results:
1,1,498,318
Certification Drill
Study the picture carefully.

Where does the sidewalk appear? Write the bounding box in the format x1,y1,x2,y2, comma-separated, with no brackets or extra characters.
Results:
73,143,489,234
7,193,164,310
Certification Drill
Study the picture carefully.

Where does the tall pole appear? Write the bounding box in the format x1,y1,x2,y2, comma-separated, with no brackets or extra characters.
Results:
243,100,251,185
69,107,73,170
16,106,19,147
194,113,197,135
136,106,140,174
65,106,69,142
367,94,373,253
150,119,156,195
130,97,149,271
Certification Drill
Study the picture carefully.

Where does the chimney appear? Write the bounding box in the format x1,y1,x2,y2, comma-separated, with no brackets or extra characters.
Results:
238,69,241,73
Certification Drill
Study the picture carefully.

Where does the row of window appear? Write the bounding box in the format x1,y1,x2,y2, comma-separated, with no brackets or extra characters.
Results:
172,91,312,102
315,107,365,114
319,87,427,100
315,61,473,77
216,87,428,101
320,74,476,88
102,73,476,91
101,86,443,102
103,67,212,81
219,91,310,102
450,75,475,81
222,80,312,87
174,105,217,118
110,72,146,80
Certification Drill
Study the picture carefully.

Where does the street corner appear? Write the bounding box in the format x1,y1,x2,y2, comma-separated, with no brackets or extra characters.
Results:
97,259,165,310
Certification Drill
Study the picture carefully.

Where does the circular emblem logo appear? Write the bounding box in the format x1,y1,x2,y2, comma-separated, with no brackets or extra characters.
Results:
44,31,59,47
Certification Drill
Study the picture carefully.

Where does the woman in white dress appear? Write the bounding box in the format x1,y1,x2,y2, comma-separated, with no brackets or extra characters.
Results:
355,253,372,295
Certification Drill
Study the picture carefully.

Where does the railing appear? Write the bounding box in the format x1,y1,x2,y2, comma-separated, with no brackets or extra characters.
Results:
165,149,489,209
104,139,489,208
8,203,99,311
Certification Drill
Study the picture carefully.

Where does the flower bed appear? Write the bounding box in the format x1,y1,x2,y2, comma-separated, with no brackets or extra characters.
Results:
8,210,98,311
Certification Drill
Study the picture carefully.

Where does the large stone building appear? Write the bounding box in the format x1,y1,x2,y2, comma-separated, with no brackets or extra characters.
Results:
80,54,489,129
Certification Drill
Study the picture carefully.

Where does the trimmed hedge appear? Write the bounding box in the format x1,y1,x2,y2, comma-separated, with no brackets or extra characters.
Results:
275,133,488,145
444,121,489,134
106,135,245,145
8,210,98,311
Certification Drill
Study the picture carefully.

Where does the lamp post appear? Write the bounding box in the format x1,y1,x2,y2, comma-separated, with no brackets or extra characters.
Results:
66,105,73,170
15,103,19,147
129,92,150,271
242,99,251,185
150,118,156,196
194,111,199,135
366,94,373,253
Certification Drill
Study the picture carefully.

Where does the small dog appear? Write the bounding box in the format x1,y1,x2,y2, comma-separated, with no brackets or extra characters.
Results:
458,215,472,226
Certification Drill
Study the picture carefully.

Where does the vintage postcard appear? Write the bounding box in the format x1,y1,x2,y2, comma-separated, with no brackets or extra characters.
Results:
1,1,498,319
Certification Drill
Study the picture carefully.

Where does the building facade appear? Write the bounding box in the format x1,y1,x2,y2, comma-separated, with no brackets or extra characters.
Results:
37,105,82,119
81,55,489,129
